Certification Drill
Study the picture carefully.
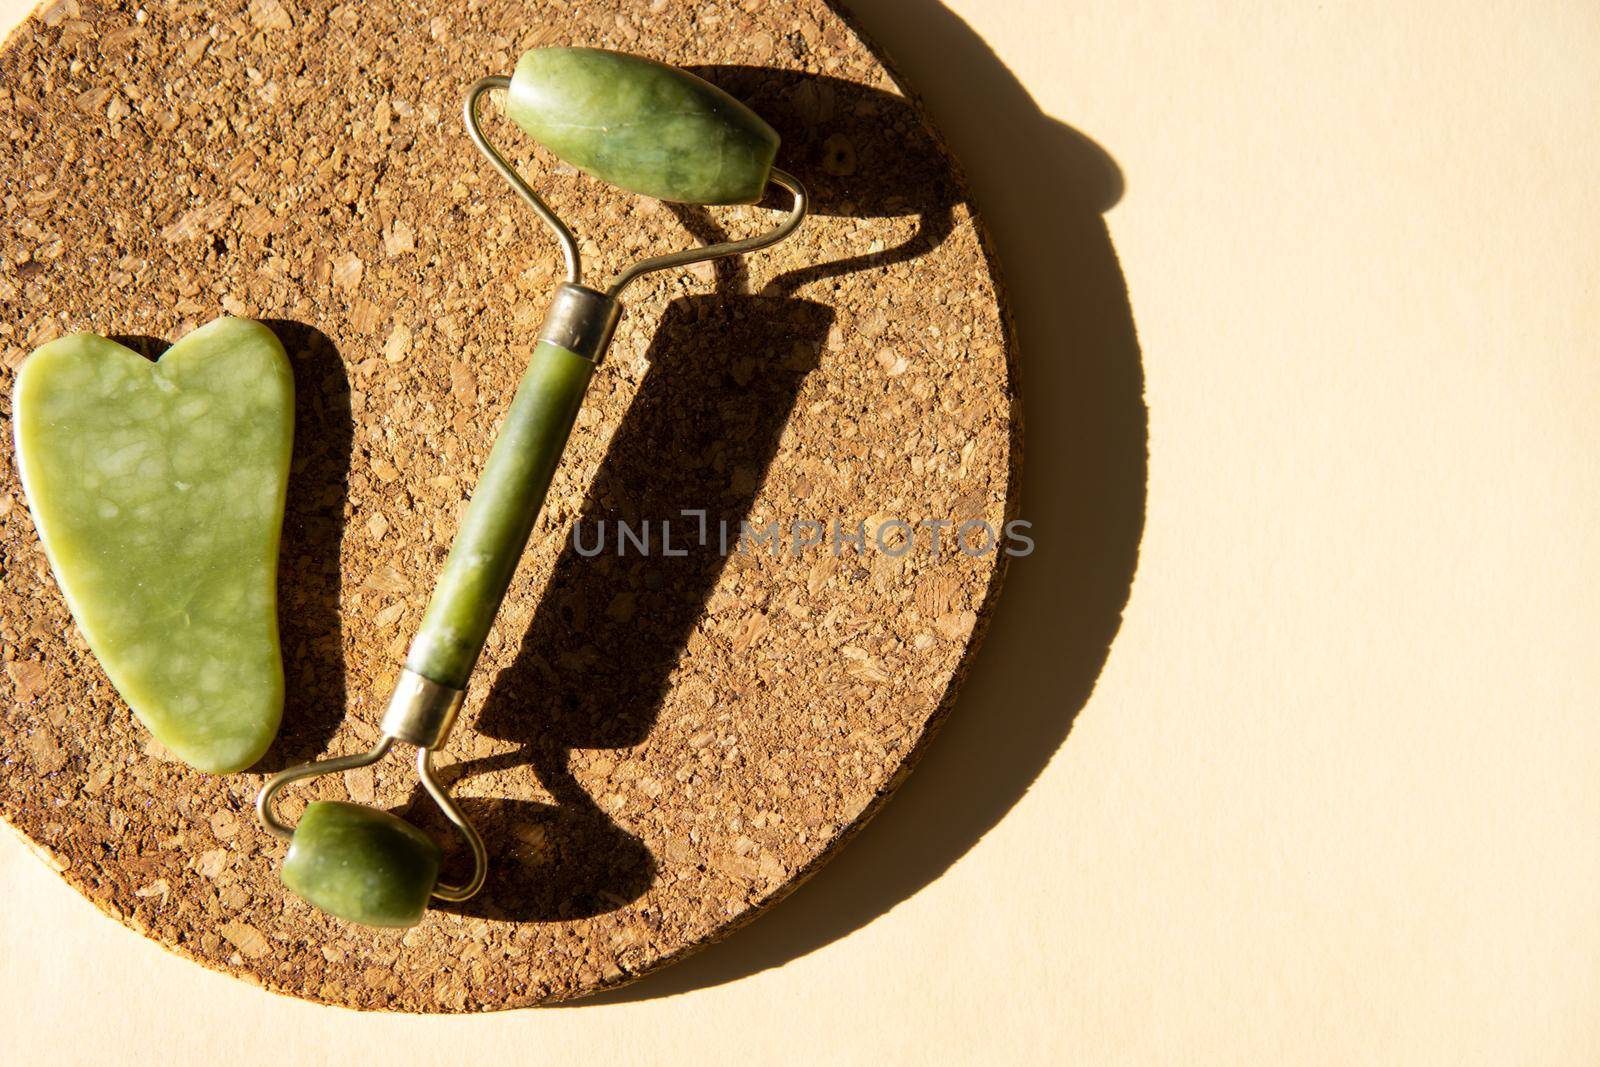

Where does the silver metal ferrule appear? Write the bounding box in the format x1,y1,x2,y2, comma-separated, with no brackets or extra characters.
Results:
538,282,622,363
380,669,466,749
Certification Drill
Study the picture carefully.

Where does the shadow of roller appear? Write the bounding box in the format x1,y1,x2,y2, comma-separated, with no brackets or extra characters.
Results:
410,294,835,923
670,62,958,296
574,0,1146,1003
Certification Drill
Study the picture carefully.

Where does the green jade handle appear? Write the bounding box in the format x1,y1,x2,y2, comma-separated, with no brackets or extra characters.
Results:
404,284,620,693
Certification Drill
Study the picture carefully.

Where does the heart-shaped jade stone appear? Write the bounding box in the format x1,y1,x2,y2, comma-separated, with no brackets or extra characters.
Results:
12,317,293,773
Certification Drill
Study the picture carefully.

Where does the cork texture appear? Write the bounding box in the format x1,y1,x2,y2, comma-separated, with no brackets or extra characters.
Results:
0,0,1018,1009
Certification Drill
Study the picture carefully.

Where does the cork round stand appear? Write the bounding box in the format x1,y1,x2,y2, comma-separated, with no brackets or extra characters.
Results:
0,0,1017,1010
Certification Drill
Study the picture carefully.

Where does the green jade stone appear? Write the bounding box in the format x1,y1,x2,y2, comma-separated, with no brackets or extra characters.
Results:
506,46,780,205
12,317,292,773
406,340,594,689
281,801,441,928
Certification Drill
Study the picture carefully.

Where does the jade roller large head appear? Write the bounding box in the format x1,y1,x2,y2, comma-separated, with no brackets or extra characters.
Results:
255,47,807,928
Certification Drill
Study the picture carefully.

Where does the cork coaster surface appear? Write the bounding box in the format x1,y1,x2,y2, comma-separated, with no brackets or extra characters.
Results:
0,0,1017,1009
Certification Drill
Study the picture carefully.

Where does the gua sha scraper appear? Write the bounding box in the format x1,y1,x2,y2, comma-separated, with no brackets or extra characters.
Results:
12,317,293,774
256,47,808,928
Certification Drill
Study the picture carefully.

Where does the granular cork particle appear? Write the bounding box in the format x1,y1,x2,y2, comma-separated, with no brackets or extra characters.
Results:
0,0,1018,1010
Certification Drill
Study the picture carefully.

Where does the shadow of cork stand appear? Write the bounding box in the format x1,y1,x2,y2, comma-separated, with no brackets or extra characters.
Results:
577,0,1145,1005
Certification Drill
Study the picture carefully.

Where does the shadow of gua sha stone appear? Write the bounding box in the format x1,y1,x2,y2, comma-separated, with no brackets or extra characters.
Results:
11,317,294,773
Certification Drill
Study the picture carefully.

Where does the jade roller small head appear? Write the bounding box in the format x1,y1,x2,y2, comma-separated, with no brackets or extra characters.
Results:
257,674,484,928
257,49,805,929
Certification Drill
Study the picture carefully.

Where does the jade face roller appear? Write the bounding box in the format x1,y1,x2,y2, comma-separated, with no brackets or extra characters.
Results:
256,47,808,928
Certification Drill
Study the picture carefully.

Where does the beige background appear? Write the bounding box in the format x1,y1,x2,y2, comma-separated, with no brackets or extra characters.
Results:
2,0,1597,1063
